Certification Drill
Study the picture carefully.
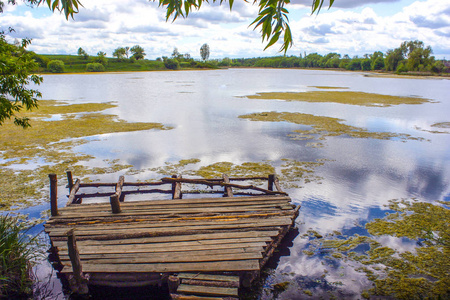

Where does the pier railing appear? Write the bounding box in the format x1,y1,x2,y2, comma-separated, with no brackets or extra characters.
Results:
49,171,285,217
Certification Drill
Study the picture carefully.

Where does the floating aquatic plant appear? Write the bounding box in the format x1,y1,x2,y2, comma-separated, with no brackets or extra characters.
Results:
244,91,432,107
302,199,450,299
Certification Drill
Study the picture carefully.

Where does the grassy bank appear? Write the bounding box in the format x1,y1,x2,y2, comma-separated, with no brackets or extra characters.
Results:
32,54,217,73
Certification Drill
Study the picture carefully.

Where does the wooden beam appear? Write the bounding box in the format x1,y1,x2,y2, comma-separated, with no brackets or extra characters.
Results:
273,175,283,193
222,174,233,197
49,174,58,217
67,179,81,206
66,229,88,294
162,177,286,195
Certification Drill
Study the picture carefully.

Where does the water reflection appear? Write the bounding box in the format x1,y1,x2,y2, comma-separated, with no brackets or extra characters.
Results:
23,69,450,298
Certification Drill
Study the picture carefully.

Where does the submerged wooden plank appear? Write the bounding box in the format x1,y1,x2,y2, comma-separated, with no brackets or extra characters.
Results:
61,259,260,273
178,273,239,283
177,284,238,297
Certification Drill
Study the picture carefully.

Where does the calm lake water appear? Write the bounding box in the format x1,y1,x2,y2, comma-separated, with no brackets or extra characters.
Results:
22,69,450,298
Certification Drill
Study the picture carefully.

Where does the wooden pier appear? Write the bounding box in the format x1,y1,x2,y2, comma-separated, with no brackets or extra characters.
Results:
45,172,299,299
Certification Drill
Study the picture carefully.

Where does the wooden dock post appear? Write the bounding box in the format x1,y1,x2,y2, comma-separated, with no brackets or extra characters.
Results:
110,194,121,213
66,171,74,192
49,174,58,217
172,175,182,199
110,176,124,213
222,174,234,197
268,174,275,191
168,274,180,294
66,229,88,294
116,175,125,202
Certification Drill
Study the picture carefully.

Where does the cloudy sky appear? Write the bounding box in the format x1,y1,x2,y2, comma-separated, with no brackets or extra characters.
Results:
1,0,449,59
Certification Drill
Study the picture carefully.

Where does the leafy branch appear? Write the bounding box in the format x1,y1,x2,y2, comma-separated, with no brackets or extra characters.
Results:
35,0,333,52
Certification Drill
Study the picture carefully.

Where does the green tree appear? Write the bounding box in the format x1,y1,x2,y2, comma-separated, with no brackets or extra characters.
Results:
130,45,146,60
0,32,42,128
384,48,404,71
113,47,126,61
94,51,107,65
361,58,371,71
372,56,385,70
47,60,65,73
200,43,210,61
77,47,88,59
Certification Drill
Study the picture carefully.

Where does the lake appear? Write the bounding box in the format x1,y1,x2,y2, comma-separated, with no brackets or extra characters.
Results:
16,68,450,298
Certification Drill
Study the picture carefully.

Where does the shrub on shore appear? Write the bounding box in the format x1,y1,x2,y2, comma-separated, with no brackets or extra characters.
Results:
0,215,41,298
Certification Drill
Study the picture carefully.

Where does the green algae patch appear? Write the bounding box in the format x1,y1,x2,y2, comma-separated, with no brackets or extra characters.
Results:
0,100,171,210
415,122,450,134
431,122,450,128
240,111,423,143
245,91,431,107
303,199,450,299
150,159,326,189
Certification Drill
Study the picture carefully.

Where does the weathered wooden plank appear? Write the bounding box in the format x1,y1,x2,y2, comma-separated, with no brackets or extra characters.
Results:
53,236,272,250
52,230,278,247
67,179,81,206
56,202,293,216
52,205,292,219
178,273,239,283
46,210,296,228
46,217,292,233
58,247,264,260
177,284,238,297
47,219,289,237
60,259,260,273
57,195,291,211
56,241,267,255
52,200,292,219
59,251,262,264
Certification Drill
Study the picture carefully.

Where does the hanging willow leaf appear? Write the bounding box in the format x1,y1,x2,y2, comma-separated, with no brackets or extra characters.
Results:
38,0,334,52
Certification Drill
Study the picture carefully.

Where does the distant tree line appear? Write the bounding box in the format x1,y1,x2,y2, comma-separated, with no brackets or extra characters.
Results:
216,40,448,75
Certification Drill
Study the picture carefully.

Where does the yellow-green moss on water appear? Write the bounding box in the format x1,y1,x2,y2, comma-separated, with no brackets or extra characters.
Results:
0,100,170,210
431,122,450,128
150,159,325,189
304,199,450,299
239,111,423,143
245,91,431,107
415,122,450,134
